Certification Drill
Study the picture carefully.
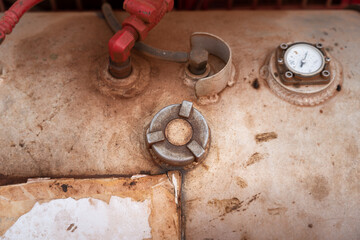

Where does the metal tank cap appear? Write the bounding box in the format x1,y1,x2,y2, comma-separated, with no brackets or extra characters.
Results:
146,101,211,169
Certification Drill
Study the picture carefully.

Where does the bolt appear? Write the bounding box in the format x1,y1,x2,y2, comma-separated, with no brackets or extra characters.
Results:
108,57,132,79
280,43,288,50
188,48,209,75
277,58,284,64
321,70,330,78
325,57,331,63
285,71,293,79
316,43,323,49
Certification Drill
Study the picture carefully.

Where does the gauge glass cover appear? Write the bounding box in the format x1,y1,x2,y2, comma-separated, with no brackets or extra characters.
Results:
284,43,325,76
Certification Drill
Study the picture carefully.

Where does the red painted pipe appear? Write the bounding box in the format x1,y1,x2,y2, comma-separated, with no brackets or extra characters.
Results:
0,0,44,44
108,0,174,64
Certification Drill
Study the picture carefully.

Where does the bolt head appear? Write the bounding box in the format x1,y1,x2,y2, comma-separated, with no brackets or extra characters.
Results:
108,57,132,79
285,71,293,79
316,43,323,49
321,70,330,78
189,48,209,74
280,43,288,50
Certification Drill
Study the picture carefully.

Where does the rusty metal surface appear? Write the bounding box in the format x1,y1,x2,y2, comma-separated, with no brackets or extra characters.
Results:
0,11,359,239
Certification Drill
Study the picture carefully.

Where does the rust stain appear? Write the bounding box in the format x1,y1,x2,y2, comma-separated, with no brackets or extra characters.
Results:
244,113,255,129
208,193,261,217
246,193,260,205
215,146,220,163
235,177,248,188
267,207,288,215
66,223,74,231
255,132,278,143
245,152,263,167
208,198,243,215
201,163,210,171
305,175,330,201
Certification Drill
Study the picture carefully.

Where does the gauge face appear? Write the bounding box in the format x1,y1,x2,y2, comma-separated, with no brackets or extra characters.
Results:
284,43,325,76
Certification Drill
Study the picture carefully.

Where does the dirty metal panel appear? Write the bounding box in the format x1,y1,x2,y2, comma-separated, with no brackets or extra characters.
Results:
0,11,359,239
0,172,182,239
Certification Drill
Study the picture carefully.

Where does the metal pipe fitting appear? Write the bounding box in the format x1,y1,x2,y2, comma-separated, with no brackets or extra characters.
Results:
107,0,174,79
108,57,132,79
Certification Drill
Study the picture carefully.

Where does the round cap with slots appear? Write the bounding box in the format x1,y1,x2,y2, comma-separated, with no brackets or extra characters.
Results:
146,101,210,168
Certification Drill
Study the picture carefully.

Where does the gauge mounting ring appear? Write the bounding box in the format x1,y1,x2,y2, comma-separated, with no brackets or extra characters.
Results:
262,43,343,106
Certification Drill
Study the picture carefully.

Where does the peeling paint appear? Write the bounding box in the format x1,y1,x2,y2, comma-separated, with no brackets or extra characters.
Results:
0,197,152,240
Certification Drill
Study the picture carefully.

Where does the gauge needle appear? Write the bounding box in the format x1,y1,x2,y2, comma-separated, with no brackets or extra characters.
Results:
300,51,308,68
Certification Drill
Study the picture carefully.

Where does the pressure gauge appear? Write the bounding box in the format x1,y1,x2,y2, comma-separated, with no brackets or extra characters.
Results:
276,42,331,85
263,41,342,106
284,43,325,76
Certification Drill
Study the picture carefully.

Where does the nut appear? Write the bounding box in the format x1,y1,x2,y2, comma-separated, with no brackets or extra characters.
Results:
321,70,330,78
108,57,132,79
188,48,209,75
280,43,288,50
285,71,293,79
316,43,323,49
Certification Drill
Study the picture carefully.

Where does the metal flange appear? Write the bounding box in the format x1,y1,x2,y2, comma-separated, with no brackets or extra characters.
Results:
146,101,210,168
261,50,343,106
183,33,236,105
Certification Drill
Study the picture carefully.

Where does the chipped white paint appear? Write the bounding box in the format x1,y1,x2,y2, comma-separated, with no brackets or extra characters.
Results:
172,173,179,205
26,178,51,183
1,197,151,240
130,174,148,179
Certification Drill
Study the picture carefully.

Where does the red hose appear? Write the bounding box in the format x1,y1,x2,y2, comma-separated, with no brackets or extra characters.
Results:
0,0,44,44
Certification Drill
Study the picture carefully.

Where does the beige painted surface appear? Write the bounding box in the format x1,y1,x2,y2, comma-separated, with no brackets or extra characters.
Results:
0,11,359,239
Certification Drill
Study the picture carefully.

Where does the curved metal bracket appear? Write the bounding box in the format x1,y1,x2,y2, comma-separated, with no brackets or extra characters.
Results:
188,32,235,100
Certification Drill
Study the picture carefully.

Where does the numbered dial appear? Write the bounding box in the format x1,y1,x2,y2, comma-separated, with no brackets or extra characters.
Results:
284,43,325,77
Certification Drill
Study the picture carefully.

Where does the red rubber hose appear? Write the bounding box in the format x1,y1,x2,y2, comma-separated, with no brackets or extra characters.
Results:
0,0,44,44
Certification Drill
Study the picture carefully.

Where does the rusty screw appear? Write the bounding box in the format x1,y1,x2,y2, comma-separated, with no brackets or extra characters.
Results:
188,48,209,75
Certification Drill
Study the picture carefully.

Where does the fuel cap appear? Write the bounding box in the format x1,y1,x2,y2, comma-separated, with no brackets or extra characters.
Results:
146,101,210,169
